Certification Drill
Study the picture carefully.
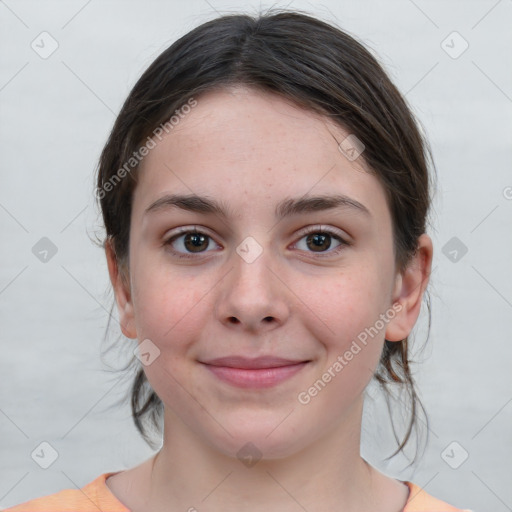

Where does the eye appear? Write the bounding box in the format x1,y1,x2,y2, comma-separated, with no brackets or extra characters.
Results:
163,227,219,259
293,226,350,257
163,225,350,260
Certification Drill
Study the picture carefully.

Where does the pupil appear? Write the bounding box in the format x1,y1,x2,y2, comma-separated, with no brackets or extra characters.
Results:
185,233,207,252
308,233,330,252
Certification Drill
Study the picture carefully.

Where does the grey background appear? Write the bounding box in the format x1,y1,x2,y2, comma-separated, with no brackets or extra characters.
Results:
1,1,511,510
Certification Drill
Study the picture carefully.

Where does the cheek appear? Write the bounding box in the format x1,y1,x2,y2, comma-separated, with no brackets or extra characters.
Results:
310,268,386,334
296,274,386,416
129,268,210,406
131,264,207,348
302,266,389,370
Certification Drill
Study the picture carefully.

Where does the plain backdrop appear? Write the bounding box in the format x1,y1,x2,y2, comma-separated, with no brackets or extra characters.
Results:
1,1,511,510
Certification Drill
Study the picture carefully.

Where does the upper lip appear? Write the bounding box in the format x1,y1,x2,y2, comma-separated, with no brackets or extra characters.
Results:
200,356,310,369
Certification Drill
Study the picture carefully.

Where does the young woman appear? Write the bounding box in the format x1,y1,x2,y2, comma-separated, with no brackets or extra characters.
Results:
6,9,470,512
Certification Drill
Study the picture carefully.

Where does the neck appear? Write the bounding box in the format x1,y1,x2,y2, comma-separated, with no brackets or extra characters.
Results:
143,398,383,512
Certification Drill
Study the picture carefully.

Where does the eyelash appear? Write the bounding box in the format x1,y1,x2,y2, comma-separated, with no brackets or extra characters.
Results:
163,226,350,260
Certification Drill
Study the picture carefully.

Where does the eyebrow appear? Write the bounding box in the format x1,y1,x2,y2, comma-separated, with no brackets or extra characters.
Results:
144,193,371,219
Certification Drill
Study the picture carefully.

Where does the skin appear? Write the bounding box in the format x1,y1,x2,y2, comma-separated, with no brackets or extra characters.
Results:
105,86,433,512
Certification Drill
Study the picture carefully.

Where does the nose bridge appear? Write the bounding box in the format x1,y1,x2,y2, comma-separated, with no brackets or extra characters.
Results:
235,235,274,292
215,234,289,330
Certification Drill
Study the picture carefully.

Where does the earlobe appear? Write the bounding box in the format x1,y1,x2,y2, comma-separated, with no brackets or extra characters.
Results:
105,238,137,339
385,234,433,342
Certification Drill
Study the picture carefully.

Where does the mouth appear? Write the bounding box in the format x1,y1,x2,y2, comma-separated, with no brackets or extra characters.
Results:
199,356,311,388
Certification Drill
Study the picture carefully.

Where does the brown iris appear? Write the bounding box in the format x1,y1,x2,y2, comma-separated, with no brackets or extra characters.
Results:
306,232,332,252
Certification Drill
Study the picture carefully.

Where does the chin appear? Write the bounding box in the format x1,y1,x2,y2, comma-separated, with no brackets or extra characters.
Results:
207,420,313,463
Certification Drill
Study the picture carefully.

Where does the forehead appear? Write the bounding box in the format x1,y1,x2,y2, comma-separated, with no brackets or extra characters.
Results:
133,87,390,227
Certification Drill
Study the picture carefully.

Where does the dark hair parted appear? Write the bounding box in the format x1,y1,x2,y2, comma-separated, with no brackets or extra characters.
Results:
95,8,436,464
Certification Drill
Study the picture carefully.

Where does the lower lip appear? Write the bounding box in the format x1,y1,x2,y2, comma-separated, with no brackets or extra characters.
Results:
202,362,309,388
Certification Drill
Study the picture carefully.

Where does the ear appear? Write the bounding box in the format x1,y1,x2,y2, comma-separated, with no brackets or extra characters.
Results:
385,233,433,342
105,237,137,339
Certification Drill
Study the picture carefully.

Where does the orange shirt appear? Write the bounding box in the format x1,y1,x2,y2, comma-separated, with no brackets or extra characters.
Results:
3,472,471,512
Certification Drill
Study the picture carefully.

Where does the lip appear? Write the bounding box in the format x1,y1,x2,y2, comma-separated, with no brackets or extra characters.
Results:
199,356,311,389
202,356,309,369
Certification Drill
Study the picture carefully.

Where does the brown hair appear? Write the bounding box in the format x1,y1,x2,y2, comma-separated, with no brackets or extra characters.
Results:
95,8,436,465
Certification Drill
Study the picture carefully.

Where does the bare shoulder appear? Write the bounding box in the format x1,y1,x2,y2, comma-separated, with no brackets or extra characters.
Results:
372,470,411,512
388,477,411,507
105,457,154,510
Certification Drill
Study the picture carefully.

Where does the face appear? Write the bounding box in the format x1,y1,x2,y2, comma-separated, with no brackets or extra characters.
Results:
108,87,429,460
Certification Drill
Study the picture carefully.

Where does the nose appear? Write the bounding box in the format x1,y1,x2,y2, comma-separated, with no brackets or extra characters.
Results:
214,240,290,334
